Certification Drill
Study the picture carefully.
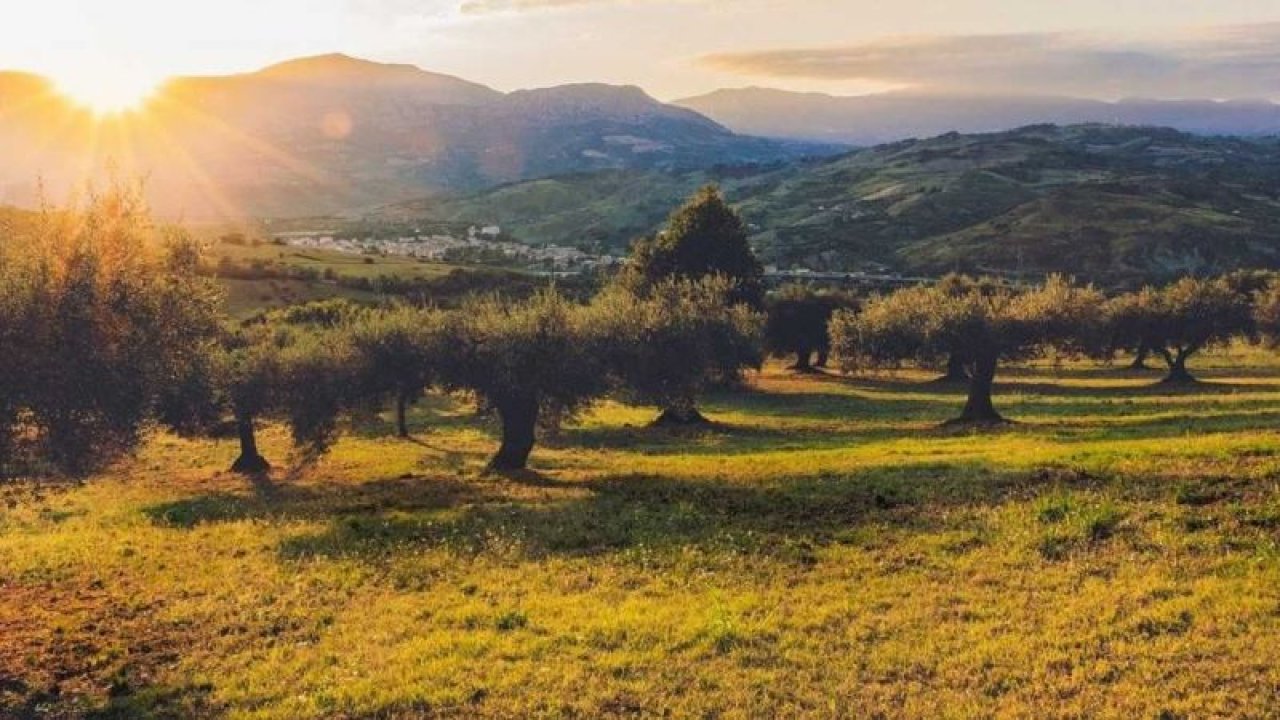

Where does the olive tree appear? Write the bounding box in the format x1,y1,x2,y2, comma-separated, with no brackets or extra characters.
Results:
1103,277,1252,384
347,306,448,438
210,323,363,474
594,278,764,425
221,330,284,474
1254,277,1280,343
437,290,609,472
832,276,1104,425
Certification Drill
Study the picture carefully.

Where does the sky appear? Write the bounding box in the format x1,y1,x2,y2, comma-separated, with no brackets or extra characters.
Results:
4,0,1280,110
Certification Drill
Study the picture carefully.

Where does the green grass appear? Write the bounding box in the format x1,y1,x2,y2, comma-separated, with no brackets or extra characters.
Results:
213,243,465,282
218,278,379,319
6,355,1280,717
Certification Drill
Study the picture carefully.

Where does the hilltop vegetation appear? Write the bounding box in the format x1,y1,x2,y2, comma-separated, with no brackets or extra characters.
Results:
398,125,1280,282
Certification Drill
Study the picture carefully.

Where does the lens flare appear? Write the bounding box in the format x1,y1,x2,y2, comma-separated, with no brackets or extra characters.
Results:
52,71,159,115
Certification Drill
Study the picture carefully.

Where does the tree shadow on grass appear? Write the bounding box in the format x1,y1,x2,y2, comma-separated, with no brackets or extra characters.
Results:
555,392,1280,459
555,418,937,459
143,474,495,529
1038,408,1280,444
994,379,1280,399
273,460,1113,564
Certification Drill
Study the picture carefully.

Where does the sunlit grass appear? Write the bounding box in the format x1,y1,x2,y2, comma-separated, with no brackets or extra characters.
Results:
4,351,1280,717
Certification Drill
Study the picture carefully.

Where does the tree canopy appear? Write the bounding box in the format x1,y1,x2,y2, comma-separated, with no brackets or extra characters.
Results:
594,277,764,425
347,306,450,438
435,289,609,472
619,186,764,308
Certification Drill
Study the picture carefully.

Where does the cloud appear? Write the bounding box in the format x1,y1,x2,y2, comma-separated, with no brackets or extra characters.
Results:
700,24,1280,99
461,0,636,13
459,0,716,14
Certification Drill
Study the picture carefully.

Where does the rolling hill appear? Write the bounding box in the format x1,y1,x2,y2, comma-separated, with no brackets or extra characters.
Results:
0,55,835,219
385,124,1280,282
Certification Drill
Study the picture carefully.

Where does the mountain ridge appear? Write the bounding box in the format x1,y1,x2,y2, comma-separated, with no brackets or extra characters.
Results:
674,87,1280,145
0,55,835,218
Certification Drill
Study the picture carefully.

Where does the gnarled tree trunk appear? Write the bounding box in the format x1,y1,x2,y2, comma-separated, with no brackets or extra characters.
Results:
814,346,830,368
1160,348,1197,384
487,394,539,472
949,351,1004,425
230,415,270,474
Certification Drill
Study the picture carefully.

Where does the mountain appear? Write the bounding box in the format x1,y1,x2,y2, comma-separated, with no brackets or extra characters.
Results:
674,88,1280,146
387,124,1280,282
0,55,836,218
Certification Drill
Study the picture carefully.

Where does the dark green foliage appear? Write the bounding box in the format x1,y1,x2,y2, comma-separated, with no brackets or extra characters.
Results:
1254,278,1280,346
619,186,764,308
215,323,365,473
765,285,857,372
271,298,367,328
277,332,362,456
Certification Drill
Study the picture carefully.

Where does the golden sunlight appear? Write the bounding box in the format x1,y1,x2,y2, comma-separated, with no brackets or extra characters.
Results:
52,69,160,115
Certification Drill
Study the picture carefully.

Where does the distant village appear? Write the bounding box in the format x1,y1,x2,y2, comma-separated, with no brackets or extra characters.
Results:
273,225,624,273
270,226,928,286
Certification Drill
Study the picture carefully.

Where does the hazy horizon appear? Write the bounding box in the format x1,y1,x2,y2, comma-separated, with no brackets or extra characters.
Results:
6,0,1280,112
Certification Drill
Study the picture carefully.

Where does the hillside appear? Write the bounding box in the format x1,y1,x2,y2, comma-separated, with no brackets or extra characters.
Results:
674,88,1280,146
0,55,835,219
382,125,1280,282
11,356,1280,717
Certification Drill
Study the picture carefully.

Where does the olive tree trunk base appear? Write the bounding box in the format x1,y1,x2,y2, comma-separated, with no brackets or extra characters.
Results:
1159,366,1198,385
230,417,270,475
1128,354,1152,371
943,354,1007,427
231,453,271,474
652,407,712,427
1158,349,1197,385
485,396,538,474
396,394,411,438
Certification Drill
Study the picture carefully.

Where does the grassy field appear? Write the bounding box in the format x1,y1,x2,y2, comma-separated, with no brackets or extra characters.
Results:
5,354,1280,718
207,244,507,318
212,244,466,282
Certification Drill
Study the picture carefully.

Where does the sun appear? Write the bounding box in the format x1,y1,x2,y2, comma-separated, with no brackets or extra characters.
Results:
52,70,160,115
